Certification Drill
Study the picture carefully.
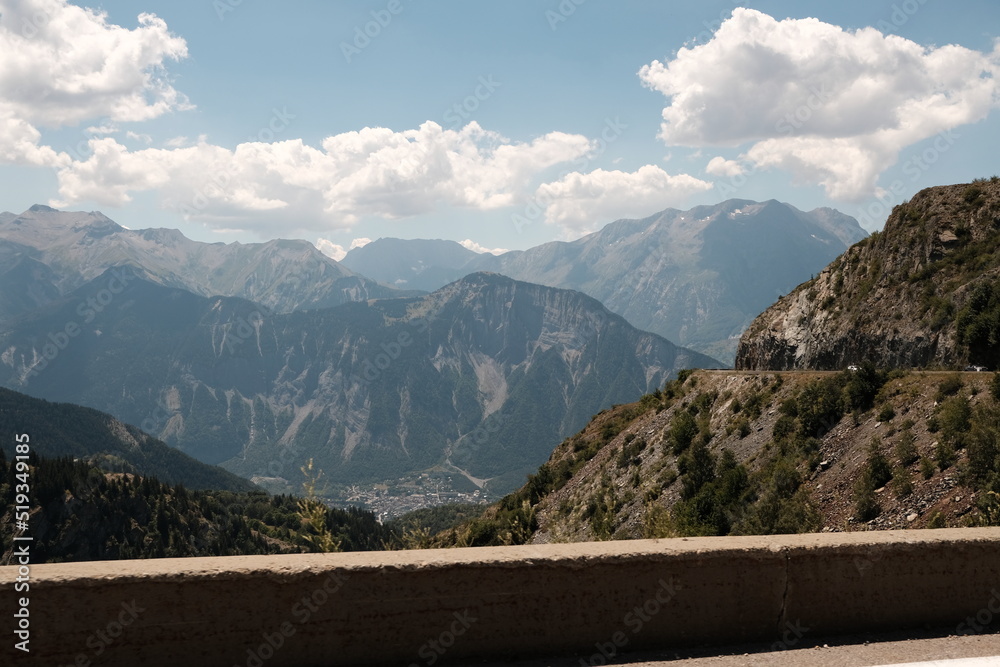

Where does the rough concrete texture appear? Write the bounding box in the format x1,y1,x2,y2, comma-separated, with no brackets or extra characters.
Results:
2,529,1000,666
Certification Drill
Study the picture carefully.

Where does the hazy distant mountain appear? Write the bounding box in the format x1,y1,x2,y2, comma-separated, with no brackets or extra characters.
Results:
0,269,718,495
0,241,62,321
0,204,409,314
343,200,867,364
341,238,479,291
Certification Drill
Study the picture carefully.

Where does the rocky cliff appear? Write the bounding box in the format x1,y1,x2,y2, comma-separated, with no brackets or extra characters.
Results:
736,180,1000,370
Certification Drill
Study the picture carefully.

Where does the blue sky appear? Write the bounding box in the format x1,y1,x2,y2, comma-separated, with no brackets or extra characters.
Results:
1,0,998,257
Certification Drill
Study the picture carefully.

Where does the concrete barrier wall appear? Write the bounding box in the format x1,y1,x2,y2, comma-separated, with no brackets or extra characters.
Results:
3,528,1000,666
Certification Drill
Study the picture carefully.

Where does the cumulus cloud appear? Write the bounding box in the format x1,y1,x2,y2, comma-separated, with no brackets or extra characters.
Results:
0,0,189,165
705,156,744,177
639,8,1000,201
460,239,507,255
534,165,712,234
51,121,594,236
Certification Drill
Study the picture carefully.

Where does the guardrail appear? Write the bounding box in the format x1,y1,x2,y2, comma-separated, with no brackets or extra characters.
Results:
3,528,1000,666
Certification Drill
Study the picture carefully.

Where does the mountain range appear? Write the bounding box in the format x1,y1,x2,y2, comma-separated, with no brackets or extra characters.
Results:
0,265,716,495
342,199,868,364
0,197,864,501
0,204,409,322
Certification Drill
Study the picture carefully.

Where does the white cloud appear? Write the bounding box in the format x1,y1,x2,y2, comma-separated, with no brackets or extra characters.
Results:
460,239,507,255
315,238,347,261
125,131,152,145
534,165,712,234
49,121,593,236
0,0,189,166
315,237,373,262
705,156,744,177
639,8,1000,201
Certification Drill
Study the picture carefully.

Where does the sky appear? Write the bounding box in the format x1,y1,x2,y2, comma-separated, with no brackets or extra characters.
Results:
0,0,998,258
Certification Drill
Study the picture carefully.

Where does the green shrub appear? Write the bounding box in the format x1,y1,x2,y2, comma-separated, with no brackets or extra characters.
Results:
854,484,880,522
920,456,936,479
894,429,918,467
864,438,893,490
668,411,699,455
936,374,964,402
779,397,798,417
937,395,972,446
878,404,896,422
772,415,796,441
935,440,957,470
891,467,913,498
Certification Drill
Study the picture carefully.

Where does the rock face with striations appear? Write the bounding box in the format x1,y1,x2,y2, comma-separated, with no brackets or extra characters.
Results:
736,180,1000,370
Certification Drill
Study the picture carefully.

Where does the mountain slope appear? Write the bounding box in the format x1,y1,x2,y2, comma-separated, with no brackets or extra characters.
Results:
340,200,867,364
0,241,62,321
430,368,1000,547
0,269,719,496
0,205,408,314
0,387,256,492
736,179,1000,371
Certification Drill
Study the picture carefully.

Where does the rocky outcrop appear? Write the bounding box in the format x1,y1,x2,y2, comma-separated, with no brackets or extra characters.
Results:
736,180,1000,370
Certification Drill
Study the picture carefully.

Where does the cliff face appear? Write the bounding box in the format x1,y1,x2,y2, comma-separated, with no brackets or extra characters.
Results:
736,180,1000,370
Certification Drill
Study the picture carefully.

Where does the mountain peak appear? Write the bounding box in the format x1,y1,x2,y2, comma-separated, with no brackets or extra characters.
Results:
28,204,58,213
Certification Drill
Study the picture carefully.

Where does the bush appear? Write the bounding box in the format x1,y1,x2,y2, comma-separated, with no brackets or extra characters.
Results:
878,404,896,422
779,398,798,417
668,411,699,455
854,484,880,522
935,440,957,471
937,395,972,446
936,374,964,402
991,373,1000,403
863,438,893,490
891,467,913,498
894,430,919,467
772,415,796,441
842,363,888,412
920,456,936,479
966,407,1000,486
797,378,844,437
